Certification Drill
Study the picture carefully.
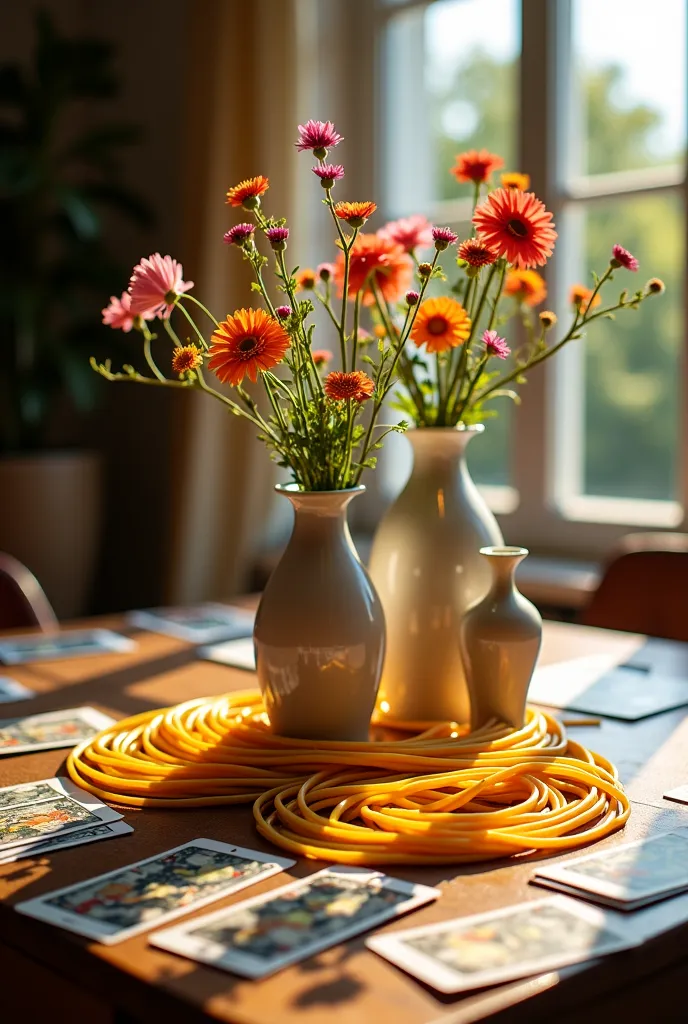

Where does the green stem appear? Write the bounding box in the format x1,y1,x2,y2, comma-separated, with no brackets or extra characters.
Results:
182,292,220,328
174,301,207,348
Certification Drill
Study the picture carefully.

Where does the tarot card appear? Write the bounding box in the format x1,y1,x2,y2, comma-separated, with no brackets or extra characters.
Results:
366,896,634,994
151,866,440,979
129,604,255,643
0,629,136,665
528,663,688,720
0,775,102,811
0,820,134,865
198,638,256,671
16,839,295,944
531,832,688,910
0,788,122,852
0,706,115,756
664,785,688,806
0,677,35,703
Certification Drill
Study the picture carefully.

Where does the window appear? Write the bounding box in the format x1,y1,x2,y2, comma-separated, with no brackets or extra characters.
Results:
371,0,687,553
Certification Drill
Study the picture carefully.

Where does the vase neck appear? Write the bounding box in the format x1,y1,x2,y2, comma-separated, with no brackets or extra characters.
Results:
277,486,363,543
406,427,481,471
481,546,528,596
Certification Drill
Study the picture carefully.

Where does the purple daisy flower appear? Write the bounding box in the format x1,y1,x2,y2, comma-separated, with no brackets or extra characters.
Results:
312,164,345,187
483,329,511,359
275,305,292,319
223,223,254,246
406,290,420,306
265,226,290,250
432,226,459,250
611,243,639,272
295,119,343,156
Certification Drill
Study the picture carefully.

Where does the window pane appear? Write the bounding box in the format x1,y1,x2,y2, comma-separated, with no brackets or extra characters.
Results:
570,0,686,178
579,193,683,501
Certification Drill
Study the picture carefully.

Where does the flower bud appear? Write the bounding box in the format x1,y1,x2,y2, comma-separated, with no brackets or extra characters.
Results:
418,262,433,278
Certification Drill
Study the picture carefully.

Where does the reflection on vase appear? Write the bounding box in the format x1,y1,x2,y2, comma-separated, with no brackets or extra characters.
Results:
254,485,385,741
369,425,503,724
461,546,542,730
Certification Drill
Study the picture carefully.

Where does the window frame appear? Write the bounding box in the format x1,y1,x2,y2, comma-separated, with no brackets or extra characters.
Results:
351,0,688,557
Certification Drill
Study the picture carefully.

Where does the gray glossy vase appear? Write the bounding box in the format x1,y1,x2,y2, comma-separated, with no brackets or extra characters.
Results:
254,484,385,741
460,546,542,730
368,425,503,724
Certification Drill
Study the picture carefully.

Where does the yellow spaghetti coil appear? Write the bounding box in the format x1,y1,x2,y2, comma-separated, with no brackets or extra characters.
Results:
67,690,630,866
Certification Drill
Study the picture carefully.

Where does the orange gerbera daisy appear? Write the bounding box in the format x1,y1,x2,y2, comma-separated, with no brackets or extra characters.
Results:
450,149,504,184
410,296,471,354
457,238,499,268
334,233,413,307
208,308,290,385
324,370,375,402
225,175,270,209
296,268,317,290
334,201,377,227
504,269,547,307
501,172,530,191
569,283,601,312
172,344,203,376
473,188,557,269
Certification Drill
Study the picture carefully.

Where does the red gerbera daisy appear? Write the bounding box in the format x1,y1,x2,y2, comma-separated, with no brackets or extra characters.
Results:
208,308,290,385
334,233,413,307
324,370,374,402
472,188,557,269
451,149,504,184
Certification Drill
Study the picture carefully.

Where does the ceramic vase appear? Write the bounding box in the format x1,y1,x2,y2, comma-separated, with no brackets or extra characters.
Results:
254,484,385,741
460,546,542,730
368,425,503,724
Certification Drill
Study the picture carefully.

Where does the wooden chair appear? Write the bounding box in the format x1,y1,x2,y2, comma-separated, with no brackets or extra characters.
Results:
579,532,688,642
0,552,58,631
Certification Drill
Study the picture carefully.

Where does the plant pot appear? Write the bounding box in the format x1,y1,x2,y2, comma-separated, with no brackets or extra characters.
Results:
0,451,102,619
461,546,542,730
369,425,503,724
254,484,385,741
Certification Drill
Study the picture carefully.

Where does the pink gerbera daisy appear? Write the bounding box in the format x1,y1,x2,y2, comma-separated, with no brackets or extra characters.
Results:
611,244,639,272
128,254,194,319
102,290,149,332
295,120,343,155
483,329,511,359
378,215,433,253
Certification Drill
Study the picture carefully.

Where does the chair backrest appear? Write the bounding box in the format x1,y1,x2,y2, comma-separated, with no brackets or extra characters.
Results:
579,532,688,642
0,552,58,631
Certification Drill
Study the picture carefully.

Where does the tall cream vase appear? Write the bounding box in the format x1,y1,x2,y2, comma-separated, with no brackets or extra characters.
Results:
254,484,386,741
369,425,503,724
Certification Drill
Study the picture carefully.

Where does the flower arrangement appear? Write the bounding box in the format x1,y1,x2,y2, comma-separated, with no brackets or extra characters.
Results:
93,125,665,488
376,149,664,427
94,120,458,491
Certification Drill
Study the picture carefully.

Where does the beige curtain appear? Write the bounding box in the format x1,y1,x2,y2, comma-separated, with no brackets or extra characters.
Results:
166,0,307,602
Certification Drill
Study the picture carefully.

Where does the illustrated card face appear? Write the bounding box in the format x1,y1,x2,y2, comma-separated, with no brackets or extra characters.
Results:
130,605,255,643
0,776,94,810
151,866,440,978
0,785,122,852
0,677,35,703
528,663,688,720
0,820,134,865
0,629,136,665
0,707,115,756
198,638,256,671
532,832,688,906
16,839,295,944
664,785,688,806
366,897,634,994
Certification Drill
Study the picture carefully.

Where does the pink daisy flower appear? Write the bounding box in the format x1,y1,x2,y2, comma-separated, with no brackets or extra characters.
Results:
611,244,639,272
432,226,459,250
378,215,433,253
101,291,148,333
295,120,343,155
483,329,511,359
317,262,336,281
312,349,333,367
275,305,292,319
406,290,420,305
312,164,345,186
128,254,194,319
223,223,254,246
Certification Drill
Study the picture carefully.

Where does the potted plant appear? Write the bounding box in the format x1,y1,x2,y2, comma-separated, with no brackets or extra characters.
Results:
0,13,151,617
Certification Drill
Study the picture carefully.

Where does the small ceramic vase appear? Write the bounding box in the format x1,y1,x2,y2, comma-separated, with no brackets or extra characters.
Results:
369,425,503,724
460,546,542,730
254,484,385,742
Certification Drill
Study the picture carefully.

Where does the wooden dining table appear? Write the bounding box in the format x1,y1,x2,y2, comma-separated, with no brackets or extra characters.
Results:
1,613,687,1024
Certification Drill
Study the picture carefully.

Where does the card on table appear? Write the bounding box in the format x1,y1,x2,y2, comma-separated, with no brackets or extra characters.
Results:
0,781,122,853
531,832,688,910
528,662,688,721
198,637,256,671
129,604,255,644
663,785,688,806
0,820,134,865
0,707,115,756
151,866,440,979
0,775,101,810
16,839,295,944
366,896,634,995
0,677,35,703
0,629,136,665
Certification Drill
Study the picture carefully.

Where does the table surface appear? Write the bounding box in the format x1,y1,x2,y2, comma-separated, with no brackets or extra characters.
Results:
1,615,688,1024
